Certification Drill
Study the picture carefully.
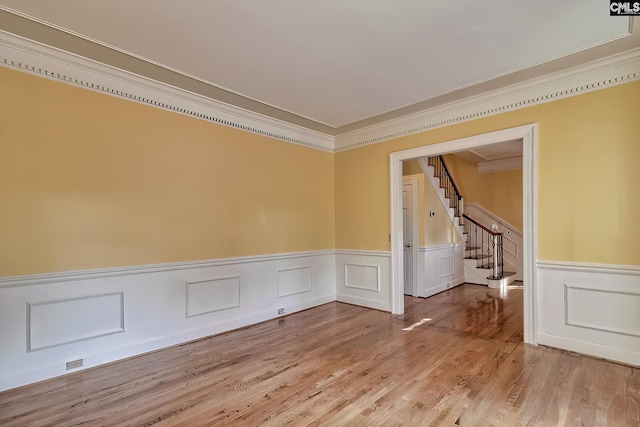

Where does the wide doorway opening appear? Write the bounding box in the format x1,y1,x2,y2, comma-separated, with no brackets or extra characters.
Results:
390,124,537,344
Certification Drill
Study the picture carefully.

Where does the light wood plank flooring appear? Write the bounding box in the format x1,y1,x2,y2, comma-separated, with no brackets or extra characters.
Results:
1,284,638,426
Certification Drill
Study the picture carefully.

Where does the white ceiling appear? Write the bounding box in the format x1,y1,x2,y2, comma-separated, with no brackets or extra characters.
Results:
0,1,636,130
454,140,523,164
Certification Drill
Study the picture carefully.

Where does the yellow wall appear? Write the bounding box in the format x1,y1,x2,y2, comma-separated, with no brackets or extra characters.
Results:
403,160,460,246
401,171,425,247
443,155,523,231
0,67,335,276
402,159,423,176
425,176,463,246
2,67,639,275
336,80,640,265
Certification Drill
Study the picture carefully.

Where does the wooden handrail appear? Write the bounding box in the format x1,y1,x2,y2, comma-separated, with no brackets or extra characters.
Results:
439,155,461,199
464,213,504,279
462,214,502,236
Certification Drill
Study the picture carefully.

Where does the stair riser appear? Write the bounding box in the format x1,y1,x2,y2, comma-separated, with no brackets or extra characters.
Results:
487,273,517,289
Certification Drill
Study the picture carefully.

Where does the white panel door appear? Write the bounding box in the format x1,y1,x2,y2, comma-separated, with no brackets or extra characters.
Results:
402,182,415,295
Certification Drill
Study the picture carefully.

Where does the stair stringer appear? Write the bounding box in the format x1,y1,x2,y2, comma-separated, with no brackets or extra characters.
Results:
417,158,465,241
463,259,491,286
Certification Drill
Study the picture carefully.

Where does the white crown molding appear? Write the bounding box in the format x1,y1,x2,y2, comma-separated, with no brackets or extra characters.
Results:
0,30,335,152
537,260,640,275
0,249,336,288
477,156,522,174
335,48,640,151
3,29,640,155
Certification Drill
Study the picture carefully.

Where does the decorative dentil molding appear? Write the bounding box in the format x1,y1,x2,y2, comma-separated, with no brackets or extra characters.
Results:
0,31,335,152
1,30,640,153
334,48,640,151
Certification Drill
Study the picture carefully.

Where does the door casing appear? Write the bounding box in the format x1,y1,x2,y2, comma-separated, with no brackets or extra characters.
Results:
402,176,419,296
389,124,537,345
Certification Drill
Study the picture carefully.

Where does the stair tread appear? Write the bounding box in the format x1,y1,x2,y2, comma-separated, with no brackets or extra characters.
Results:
487,271,517,280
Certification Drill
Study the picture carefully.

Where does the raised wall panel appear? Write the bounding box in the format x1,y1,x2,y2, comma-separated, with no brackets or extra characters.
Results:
345,264,380,292
28,293,124,351
185,277,240,318
335,251,391,312
537,262,640,367
439,255,454,279
566,284,640,337
277,267,312,297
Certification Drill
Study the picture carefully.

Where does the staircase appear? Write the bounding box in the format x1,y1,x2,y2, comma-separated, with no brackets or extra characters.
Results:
421,155,515,288
463,214,516,287
418,156,465,240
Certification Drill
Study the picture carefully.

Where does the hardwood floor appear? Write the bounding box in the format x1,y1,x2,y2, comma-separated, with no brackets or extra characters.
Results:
1,284,638,426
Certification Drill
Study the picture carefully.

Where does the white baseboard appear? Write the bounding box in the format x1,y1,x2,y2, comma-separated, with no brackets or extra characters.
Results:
0,251,336,391
538,333,640,367
335,294,391,312
418,277,465,298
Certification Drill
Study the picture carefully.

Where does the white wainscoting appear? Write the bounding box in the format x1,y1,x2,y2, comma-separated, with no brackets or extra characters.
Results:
465,203,523,280
0,250,336,392
537,261,640,367
417,243,465,298
335,250,391,311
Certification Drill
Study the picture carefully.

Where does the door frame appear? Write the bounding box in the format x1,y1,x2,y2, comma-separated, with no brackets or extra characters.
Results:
402,176,419,297
389,124,538,345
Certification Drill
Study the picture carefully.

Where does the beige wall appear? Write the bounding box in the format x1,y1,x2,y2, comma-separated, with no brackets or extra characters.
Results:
0,67,335,276
443,155,523,231
336,80,640,265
